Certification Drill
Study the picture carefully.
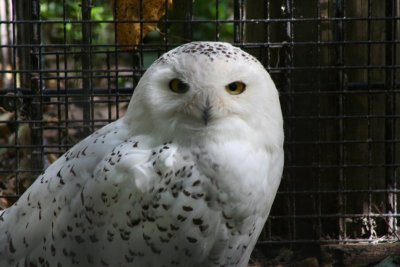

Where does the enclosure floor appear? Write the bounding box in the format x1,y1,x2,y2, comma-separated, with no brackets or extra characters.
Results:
249,243,400,266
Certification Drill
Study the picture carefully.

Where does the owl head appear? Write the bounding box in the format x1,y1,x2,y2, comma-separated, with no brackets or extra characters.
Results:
125,42,283,149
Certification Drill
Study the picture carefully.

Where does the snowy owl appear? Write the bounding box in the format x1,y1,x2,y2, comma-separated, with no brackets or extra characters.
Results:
0,42,284,267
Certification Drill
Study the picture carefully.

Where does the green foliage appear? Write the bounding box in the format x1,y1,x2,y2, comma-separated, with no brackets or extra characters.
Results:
192,0,234,41
159,0,234,43
38,0,235,77
39,0,234,44
40,0,113,45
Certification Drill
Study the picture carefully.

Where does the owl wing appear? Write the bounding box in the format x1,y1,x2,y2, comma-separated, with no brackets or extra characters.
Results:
0,125,203,266
0,118,140,262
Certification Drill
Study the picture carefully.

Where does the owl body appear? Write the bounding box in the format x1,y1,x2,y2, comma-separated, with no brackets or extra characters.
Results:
0,42,284,267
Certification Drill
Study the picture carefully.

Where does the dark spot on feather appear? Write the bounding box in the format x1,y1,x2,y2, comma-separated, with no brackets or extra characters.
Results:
143,233,151,241
192,218,203,225
170,224,179,231
200,224,209,232
157,224,167,232
127,218,141,227
192,180,201,186
182,206,193,212
8,238,16,253
101,259,109,266
75,235,85,243
226,222,234,229
177,215,187,222
223,212,233,220
89,234,99,242
160,236,170,243
187,236,198,243
151,245,161,254
70,165,77,176
80,190,85,205
120,229,130,240
107,230,114,242
81,146,87,156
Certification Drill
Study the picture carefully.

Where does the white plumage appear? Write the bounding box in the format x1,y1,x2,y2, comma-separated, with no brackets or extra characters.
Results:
0,42,284,267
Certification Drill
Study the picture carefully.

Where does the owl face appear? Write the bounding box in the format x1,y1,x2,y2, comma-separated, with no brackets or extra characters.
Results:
127,42,283,147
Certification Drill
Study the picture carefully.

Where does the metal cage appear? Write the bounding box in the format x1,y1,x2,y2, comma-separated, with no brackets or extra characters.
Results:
0,0,399,265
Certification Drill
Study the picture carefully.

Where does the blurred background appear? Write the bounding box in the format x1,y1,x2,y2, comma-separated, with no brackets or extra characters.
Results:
0,0,399,265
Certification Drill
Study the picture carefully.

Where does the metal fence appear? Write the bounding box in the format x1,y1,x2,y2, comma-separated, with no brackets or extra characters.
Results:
0,0,399,264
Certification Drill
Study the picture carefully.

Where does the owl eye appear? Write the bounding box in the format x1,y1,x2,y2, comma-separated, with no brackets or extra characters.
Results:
169,79,189,94
225,81,246,95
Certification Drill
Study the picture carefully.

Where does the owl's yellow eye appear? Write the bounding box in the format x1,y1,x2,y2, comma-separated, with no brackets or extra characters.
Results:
225,81,246,95
169,79,189,94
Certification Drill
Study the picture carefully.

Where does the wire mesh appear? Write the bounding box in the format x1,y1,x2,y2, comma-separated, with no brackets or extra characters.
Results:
0,0,399,257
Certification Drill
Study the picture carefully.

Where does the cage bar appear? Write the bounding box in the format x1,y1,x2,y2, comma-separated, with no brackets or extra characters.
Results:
385,0,398,238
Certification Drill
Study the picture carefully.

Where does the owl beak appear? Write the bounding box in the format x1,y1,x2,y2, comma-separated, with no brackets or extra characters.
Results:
202,97,212,126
